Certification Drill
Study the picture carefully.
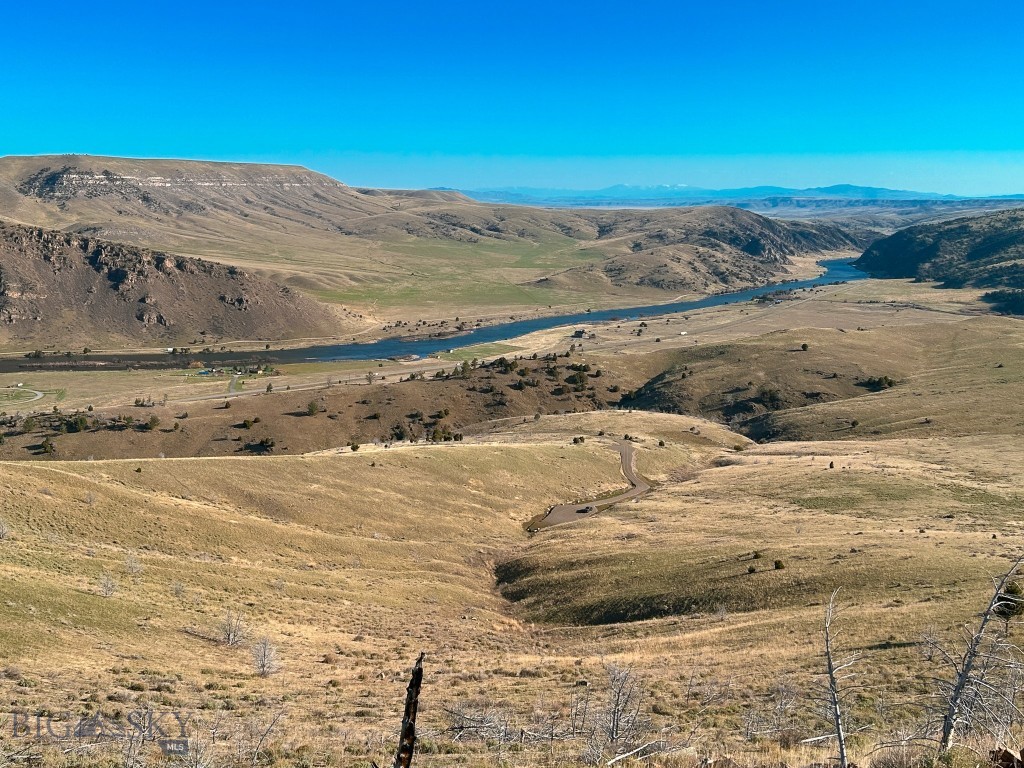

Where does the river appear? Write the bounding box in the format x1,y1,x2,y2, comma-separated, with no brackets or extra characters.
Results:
299,258,865,361
0,259,865,373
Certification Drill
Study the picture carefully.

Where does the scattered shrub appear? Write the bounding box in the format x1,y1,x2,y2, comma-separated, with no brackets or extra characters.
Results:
99,571,118,597
251,636,280,677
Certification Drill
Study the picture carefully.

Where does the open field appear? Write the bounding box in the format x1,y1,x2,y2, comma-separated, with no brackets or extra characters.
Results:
614,315,1023,440
0,411,1021,766
0,274,1021,765
0,277,990,413
500,434,1024,624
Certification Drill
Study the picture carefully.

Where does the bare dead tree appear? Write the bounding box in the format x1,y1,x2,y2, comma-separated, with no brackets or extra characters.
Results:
99,571,118,597
124,554,143,582
218,608,247,646
589,663,651,762
240,711,284,768
924,554,1024,753
527,698,564,759
0,518,10,540
822,588,858,768
442,699,517,745
251,636,280,677
742,677,798,743
119,730,146,768
569,683,592,738
771,678,800,740
679,667,732,746
393,652,425,768
171,711,228,768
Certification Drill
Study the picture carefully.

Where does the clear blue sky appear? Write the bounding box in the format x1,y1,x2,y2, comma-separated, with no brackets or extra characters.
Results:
3,1,1023,194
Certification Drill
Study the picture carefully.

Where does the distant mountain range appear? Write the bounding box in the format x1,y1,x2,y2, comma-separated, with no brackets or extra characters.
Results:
459,184,1024,207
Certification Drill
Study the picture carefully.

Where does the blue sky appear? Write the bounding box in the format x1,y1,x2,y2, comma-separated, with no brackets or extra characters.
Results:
3,1,1023,194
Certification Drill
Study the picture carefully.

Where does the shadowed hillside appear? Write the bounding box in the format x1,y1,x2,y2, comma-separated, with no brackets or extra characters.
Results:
531,206,861,293
0,222,357,349
855,207,1024,289
0,354,630,460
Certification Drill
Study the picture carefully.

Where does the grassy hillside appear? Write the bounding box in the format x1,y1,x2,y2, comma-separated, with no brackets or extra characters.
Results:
0,245,1018,765
0,156,862,322
617,317,1024,441
498,435,1022,625
855,207,1024,291
0,413,1017,766
0,353,631,461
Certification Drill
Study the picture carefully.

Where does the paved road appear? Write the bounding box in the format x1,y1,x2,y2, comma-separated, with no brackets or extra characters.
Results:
535,440,651,528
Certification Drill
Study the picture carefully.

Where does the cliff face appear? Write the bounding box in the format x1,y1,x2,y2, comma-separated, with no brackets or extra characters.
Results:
0,222,353,348
15,163,348,211
855,208,1024,288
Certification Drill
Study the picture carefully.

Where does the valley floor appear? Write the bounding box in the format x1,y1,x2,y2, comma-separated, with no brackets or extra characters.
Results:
0,279,1021,767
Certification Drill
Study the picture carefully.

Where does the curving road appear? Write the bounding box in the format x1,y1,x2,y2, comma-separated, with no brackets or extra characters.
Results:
2,386,45,404
535,440,651,528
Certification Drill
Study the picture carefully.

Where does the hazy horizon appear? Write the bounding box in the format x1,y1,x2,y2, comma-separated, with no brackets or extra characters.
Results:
7,150,1023,198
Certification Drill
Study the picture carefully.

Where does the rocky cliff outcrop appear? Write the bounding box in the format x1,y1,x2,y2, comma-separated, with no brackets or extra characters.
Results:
0,222,348,348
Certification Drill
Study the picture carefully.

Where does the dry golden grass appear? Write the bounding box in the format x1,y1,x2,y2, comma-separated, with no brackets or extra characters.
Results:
746,317,1024,440
0,440,627,760
0,409,1020,765
0,357,633,461
577,313,1023,442
500,435,1023,626
0,278,1020,766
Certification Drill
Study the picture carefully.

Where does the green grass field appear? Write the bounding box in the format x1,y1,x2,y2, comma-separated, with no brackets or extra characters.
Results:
437,342,524,361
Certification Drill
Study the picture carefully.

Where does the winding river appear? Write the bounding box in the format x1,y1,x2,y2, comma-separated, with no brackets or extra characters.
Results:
300,258,866,362
0,259,865,373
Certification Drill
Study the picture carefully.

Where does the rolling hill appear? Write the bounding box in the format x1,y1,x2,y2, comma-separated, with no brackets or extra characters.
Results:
616,317,1024,442
0,155,865,319
855,207,1024,288
530,205,860,293
0,222,357,349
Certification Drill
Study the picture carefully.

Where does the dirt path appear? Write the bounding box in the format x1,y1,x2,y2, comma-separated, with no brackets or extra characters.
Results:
1,386,45,405
534,440,651,529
